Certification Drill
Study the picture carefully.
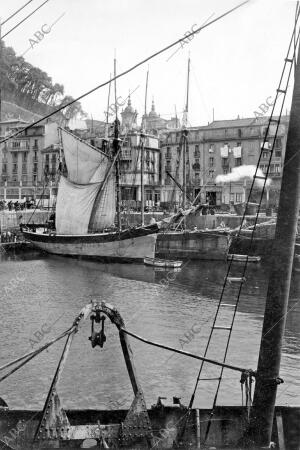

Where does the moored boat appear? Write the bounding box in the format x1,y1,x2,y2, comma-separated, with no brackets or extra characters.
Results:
23,224,158,261
143,256,183,268
22,128,160,262
227,253,261,262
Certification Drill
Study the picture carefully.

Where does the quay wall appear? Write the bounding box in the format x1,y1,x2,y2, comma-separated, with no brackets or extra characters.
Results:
0,210,281,262
0,210,50,231
121,212,274,229
1,210,275,232
156,231,230,260
229,236,274,258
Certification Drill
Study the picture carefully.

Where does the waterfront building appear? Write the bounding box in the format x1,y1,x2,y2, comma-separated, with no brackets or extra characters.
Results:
0,119,60,204
1,100,289,214
119,131,161,210
160,116,289,209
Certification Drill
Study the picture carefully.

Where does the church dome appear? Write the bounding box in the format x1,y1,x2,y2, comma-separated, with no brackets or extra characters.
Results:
148,99,158,117
123,96,134,114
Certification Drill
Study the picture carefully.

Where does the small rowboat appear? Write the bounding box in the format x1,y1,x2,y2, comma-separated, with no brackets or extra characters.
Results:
227,254,261,262
144,257,183,268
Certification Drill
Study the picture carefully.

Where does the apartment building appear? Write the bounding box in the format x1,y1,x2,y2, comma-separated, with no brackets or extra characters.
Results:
160,116,289,209
119,132,161,209
0,119,60,203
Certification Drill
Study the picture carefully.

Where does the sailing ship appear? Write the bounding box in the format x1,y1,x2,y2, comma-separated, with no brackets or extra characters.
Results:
2,53,300,448
1,3,300,449
22,127,160,262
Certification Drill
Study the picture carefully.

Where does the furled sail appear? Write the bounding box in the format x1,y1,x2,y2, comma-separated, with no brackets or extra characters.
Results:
60,128,109,184
88,174,116,231
56,176,101,235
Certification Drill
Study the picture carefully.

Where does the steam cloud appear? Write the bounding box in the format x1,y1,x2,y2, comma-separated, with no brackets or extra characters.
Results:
215,165,271,188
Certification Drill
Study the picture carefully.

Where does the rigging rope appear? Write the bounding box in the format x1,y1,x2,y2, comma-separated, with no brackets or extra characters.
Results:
1,0,35,26
0,326,74,382
0,323,255,383
24,176,50,226
120,328,255,374
1,0,50,40
0,1,250,146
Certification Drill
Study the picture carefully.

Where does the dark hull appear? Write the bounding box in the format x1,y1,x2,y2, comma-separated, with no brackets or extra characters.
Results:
0,405,298,449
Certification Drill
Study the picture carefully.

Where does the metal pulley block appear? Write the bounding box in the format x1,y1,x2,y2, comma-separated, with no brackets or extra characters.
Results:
89,310,107,348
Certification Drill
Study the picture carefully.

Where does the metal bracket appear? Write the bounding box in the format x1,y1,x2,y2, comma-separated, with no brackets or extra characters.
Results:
38,388,70,440
121,389,153,446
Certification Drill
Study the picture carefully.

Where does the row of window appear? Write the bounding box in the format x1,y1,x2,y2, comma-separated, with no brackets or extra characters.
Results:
230,193,244,203
167,128,244,143
165,138,282,158
165,144,201,158
260,164,281,174
10,139,39,149
10,151,39,162
262,150,282,158
5,163,39,174
1,175,39,183
45,154,57,162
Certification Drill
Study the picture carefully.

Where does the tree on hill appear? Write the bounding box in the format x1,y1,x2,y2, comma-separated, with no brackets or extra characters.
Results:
58,95,86,120
0,41,85,120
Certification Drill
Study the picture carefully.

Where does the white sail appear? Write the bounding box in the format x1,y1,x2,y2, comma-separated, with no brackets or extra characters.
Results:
60,128,109,184
56,176,101,235
89,174,116,231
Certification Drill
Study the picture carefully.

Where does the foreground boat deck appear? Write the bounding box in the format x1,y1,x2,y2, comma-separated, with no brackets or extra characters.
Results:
0,405,299,449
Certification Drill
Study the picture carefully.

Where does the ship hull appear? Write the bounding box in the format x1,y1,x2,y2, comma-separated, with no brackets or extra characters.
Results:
22,225,158,262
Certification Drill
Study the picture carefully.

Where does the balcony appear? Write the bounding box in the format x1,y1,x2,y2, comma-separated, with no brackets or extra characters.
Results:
120,150,132,161
6,181,20,187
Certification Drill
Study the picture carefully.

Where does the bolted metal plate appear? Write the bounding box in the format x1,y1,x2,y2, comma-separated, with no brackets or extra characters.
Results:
40,388,70,440
121,390,153,445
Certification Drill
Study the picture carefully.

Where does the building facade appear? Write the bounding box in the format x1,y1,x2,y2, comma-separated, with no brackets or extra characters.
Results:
160,117,289,209
1,106,290,212
0,120,60,204
119,132,161,209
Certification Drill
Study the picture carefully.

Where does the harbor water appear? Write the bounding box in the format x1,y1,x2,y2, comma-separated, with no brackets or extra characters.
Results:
0,248,299,411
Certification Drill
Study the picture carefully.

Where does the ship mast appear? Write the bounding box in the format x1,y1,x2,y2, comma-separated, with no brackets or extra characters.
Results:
181,57,190,222
245,37,300,447
140,69,149,226
104,73,112,150
113,55,122,232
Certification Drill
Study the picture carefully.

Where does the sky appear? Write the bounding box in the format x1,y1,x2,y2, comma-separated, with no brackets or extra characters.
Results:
0,0,297,126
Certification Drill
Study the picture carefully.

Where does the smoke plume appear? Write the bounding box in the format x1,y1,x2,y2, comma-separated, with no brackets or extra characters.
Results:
215,165,271,188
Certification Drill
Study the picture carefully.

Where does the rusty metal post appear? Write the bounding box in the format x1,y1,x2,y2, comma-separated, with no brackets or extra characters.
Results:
245,41,300,447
